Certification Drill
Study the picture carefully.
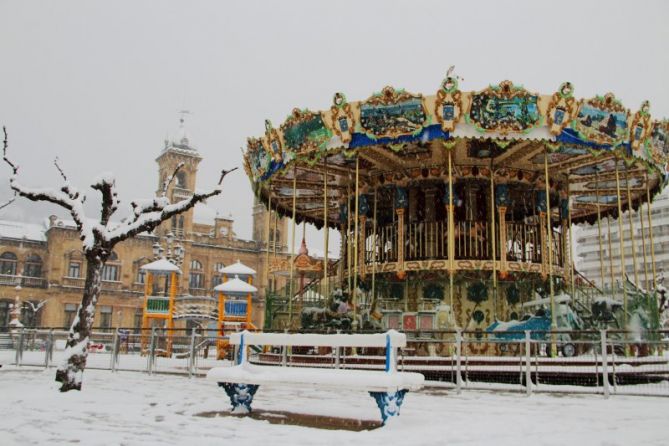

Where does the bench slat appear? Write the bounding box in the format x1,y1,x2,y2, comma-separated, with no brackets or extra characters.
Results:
228,330,406,348
207,363,424,393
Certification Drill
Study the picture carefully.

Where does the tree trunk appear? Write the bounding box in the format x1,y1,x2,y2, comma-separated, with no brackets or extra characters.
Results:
55,253,104,391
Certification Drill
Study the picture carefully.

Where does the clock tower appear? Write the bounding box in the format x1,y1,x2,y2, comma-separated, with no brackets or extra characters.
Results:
155,114,202,239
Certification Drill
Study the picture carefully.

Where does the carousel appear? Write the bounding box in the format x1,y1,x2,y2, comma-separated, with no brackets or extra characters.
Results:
245,73,669,354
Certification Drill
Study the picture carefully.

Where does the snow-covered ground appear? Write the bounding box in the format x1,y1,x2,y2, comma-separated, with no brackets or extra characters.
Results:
0,367,667,446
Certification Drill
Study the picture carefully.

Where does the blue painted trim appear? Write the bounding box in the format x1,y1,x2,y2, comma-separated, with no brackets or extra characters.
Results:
369,390,408,424
556,128,631,153
350,125,448,149
385,334,391,373
237,333,245,365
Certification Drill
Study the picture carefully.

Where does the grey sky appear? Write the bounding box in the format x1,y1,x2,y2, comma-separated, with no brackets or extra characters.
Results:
0,0,668,254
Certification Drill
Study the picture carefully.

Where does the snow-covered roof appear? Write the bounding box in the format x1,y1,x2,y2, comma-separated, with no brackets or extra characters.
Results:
140,258,182,274
220,260,256,276
0,220,47,242
214,276,257,294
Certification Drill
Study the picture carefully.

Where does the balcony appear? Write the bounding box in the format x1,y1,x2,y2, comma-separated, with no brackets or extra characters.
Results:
145,296,170,314
0,274,47,289
349,220,564,276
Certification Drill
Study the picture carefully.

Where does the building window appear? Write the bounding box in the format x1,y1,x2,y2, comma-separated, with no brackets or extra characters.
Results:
0,299,10,330
68,262,81,278
20,301,40,328
137,269,146,284
0,252,17,276
99,306,112,332
102,251,120,282
189,259,204,289
176,171,187,188
102,264,119,282
23,254,43,278
63,303,77,329
133,308,143,334
212,275,222,287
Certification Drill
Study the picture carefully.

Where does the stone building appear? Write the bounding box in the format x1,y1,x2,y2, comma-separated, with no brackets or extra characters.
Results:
0,119,288,331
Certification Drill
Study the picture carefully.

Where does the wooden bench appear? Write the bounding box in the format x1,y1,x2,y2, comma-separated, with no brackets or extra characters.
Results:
206,330,424,424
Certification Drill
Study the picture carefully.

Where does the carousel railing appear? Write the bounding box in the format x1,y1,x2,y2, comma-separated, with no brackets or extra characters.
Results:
357,220,565,269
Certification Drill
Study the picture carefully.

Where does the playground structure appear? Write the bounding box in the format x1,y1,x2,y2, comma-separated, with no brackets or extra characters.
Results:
140,258,257,357
244,73,669,357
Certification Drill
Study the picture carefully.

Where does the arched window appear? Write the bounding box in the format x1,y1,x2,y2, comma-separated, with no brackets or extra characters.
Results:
24,254,43,278
134,257,151,284
102,251,120,282
0,252,17,276
176,171,187,188
189,259,204,289
0,299,10,330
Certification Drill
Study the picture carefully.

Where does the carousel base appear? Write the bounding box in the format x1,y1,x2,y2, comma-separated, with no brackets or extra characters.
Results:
251,351,669,387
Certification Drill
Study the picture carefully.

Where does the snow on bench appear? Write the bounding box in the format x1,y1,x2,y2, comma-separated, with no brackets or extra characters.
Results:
206,330,424,424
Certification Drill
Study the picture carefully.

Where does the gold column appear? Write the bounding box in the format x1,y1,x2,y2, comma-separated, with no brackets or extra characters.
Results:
595,171,605,289
614,160,628,330
624,168,640,286
265,181,271,309
397,207,405,274
371,187,378,314
567,177,575,298
288,166,297,328
448,149,455,323
646,173,657,288
606,215,615,295
499,205,507,278
353,157,360,325
323,159,329,300
638,183,650,289
347,183,352,293
489,169,497,320
544,149,557,356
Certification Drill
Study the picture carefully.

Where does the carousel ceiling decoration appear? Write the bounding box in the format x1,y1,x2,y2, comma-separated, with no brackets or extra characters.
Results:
242,73,669,226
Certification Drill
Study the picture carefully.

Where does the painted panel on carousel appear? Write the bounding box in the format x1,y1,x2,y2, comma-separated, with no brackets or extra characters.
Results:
546,82,577,135
246,137,271,181
280,108,332,153
584,177,642,190
359,87,428,139
468,81,541,134
571,93,629,147
649,120,669,168
434,72,463,132
630,101,652,156
330,92,355,145
575,194,620,205
571,158,626,176
529,145,588,165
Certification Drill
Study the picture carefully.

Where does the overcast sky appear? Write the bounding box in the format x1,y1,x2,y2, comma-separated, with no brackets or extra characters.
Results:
1,0,668,254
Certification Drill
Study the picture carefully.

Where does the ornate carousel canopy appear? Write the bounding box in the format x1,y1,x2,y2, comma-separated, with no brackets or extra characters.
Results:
243,78,669,227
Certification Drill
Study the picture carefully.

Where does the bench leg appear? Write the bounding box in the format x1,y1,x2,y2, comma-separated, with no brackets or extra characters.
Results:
369,390,408,424
218,382,259,414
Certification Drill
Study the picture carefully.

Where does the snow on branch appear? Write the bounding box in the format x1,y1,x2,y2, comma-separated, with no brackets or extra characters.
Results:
2,127,93,246
107,167,238,244
2,126,237,252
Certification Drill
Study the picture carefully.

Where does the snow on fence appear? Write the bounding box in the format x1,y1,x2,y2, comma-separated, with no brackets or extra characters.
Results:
1,327,668,397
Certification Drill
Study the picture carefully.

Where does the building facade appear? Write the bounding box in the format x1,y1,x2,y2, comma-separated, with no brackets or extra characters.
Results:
574,190,669,292
0,120,289,331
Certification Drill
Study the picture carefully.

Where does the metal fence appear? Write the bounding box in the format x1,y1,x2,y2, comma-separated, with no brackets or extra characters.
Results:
1,327,667,397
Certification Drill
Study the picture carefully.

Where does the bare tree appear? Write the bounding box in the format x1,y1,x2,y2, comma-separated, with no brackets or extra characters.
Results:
2,127,236,391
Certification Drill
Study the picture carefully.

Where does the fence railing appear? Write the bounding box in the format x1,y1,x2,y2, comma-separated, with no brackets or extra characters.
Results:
2,327,667,397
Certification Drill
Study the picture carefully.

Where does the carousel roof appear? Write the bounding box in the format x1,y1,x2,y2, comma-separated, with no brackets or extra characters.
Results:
243,77,669,226
214,275,258,294
220,260,256,276
140,258,181,274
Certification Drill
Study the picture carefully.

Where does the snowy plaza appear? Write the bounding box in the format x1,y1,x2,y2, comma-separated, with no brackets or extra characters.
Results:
2,0,669,444
1,367,667,446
